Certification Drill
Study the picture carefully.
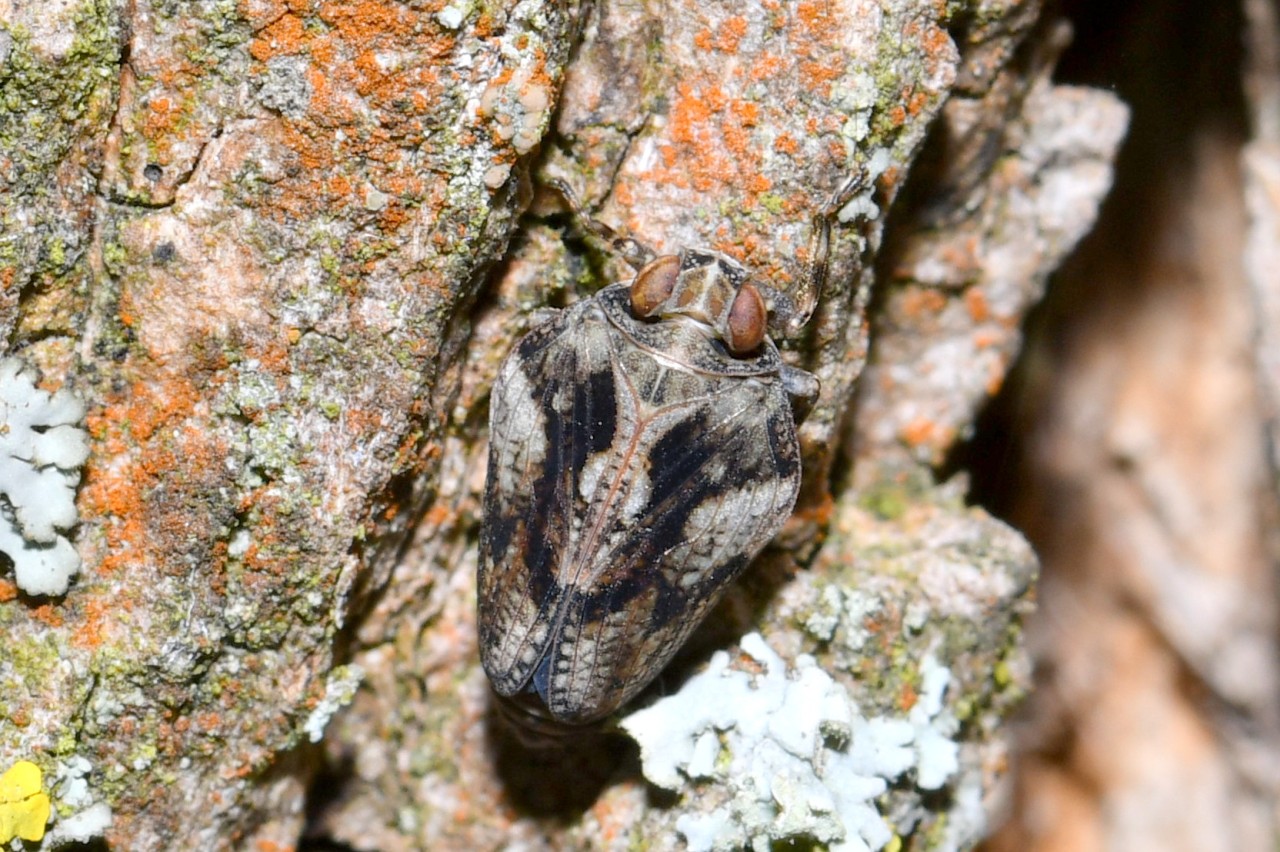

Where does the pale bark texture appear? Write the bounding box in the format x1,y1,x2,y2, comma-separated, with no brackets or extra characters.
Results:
0,0,1128,849
983,1,1280,850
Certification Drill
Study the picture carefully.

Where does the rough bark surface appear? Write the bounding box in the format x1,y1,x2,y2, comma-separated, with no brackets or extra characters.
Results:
983,0,1280,849
0,0,1124,849
3,0,579,847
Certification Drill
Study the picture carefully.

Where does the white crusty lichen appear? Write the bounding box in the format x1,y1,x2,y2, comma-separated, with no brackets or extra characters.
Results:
44,757,114,846
0,356,90,596
619,633,960,852
304,665,365,743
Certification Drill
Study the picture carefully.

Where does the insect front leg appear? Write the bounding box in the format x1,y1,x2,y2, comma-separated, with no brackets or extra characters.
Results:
782,364,820,424
776,171,872,340
547,178,657,272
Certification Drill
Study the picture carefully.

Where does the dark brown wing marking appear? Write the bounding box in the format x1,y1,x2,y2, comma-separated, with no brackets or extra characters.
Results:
479,302,619,697
537,385,798,721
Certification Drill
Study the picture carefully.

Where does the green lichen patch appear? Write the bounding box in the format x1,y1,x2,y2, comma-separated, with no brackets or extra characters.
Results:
0,0,121,341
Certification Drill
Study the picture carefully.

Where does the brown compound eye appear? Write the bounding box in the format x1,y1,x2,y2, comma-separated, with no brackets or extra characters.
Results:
630,255,681,318
726,283,767,355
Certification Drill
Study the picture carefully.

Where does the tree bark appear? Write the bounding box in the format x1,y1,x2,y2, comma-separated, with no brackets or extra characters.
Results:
0,0,1123,849
985,1,1280,849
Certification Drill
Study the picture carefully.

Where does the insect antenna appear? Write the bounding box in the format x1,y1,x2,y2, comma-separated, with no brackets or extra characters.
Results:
547,178,657,271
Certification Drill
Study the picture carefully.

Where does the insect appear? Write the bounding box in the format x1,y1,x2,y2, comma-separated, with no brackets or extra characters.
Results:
478,173,865,730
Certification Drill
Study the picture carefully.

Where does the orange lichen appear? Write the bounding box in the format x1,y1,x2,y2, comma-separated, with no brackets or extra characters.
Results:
862,615,887,639
592,794,633,846
898,682,919,712
694,15,749,54
637,75,775,199
746,173,771,194
141,98,181,154
254,840,296,852
799,57,844,94
0,580,16,603
933,237,981,278
901,417,939,448
31,605,64,629
879,165,903,193
965,287,990,323
985,368,1006,397
899,286,947,318
379,203,410,232
612,179,635,207
71,598,112,649
730,99,760,127
906,89,930,118
225,761,255,781
922,21,953,63
319,0,412,44
423,504,452,528
747,53,785,82
81,452,144,527
473,10,495,37
81,375,213,581
196,711,223,734
795,0,834,33
716,16,749,52
792,491,835,529
973,330,1000,350
233,0,466,233
249,13,308,61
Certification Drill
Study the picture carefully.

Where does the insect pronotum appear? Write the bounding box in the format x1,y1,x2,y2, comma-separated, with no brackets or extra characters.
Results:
478,173,865,732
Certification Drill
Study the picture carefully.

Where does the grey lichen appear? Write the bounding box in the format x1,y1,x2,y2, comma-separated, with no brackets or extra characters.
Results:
44,757,114,847
621,632,960,852
677,478,1040,851
256,56,313,120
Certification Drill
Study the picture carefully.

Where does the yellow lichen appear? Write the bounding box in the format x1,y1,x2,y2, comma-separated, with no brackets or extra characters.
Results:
0,760,50,843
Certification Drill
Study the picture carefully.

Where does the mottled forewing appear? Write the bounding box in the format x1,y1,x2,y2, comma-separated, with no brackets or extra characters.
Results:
480,291,802,725
538,341,801,722
478,299,617,698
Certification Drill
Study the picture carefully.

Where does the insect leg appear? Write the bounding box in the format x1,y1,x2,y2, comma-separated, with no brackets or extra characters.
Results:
781,364,821,424
784,171,871,337
547,178,657,271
